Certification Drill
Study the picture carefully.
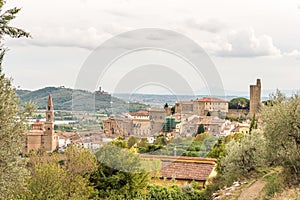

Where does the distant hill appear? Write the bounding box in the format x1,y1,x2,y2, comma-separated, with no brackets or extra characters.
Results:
16,87,149,113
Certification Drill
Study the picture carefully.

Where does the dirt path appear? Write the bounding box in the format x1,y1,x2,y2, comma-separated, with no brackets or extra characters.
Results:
237,178,266,200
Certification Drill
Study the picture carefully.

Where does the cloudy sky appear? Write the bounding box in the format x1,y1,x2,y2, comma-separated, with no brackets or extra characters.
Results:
2,0,300,95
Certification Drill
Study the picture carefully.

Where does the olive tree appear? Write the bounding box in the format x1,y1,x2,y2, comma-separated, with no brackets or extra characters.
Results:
0,1,30,198
261,91,300,183
221,130,267,183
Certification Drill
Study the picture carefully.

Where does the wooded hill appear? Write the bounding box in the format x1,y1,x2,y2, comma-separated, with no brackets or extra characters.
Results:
16,87,149,113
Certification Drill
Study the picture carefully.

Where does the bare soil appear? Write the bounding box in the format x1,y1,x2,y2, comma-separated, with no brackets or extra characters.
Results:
237,178,266,200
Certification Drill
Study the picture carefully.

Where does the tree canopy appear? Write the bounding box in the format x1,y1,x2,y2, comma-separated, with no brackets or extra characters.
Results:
0,1,30,198
261,91,300,183
229,97,250,110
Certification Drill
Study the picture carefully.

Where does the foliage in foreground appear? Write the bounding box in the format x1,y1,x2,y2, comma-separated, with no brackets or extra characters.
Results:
262,91,300,184
146,183,206,200
90,144,149,199
23,146,98,199
220,130,267,183
0,0,30,199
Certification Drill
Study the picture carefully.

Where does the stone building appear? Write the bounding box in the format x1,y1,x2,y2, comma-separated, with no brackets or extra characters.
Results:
195,97,228,116
174,101,194,114
175,97,228,117
198,116,226,135
26,95,58,152
103,117,132,137
149,108,167,134
129,110,151,136
249,79,261,116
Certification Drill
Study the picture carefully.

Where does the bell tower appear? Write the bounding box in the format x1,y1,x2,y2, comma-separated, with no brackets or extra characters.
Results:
43,94,57,151
45,94,54,132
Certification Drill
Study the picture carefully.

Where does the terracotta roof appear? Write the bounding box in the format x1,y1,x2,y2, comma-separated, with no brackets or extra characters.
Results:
196,97,228,103
149,108,165,112
129,110,149,116
141,155,216,181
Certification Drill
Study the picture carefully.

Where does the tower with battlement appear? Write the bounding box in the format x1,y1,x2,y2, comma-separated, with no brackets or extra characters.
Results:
249,79,261,116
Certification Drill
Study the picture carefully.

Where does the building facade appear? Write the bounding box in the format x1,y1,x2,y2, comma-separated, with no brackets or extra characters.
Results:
175,97,228,117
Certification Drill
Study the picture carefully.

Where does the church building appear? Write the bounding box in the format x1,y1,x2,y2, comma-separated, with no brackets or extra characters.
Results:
26,94,58,152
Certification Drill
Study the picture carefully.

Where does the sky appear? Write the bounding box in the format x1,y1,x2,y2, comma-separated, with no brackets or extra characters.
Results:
2,0,300,95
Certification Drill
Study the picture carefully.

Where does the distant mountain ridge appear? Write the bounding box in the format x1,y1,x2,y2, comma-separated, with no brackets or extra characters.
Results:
16,87,149,113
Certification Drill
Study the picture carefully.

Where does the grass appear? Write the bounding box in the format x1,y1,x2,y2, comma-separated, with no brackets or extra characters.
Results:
262,168,284,200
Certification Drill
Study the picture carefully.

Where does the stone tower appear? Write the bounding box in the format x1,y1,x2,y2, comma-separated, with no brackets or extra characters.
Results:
43,94,58,151
249,79,261,116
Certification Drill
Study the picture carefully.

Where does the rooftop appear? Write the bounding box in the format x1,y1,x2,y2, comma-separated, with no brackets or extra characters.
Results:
129,110,149,116
196,97,228,103
141,155,216,181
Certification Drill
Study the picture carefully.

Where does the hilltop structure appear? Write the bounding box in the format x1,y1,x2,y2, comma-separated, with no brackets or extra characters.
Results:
25,95,58,152
249,79,261,116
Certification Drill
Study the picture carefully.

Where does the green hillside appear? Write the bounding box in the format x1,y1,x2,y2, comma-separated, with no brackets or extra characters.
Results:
16,87,149,113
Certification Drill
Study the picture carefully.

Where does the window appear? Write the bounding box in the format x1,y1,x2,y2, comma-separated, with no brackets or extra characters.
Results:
48,106,50,110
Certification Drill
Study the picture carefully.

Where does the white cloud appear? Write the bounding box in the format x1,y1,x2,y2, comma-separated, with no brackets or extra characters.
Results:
6,26,130,50
283,50,300,59
185,18,227,33
202,27,281,57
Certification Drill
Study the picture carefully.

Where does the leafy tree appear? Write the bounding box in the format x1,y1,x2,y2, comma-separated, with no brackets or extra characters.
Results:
0,1,30,198
164,103,169,109
146,184,184,200
63,145,97,177
206,138,226,159
171,105,175,115
249,113,258,133
229,97,250,110
90,144,149,199
154,135,168,146
127,136,138,148
206,138,226,173
196,124,205,135
25,162,96,200
146,183,206,200
220,130,267,183
110,135,128,148
261,91,300,183
194,131,210,142
224,132,244,143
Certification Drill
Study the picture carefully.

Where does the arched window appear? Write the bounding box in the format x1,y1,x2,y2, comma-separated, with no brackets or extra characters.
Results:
48,115,51,120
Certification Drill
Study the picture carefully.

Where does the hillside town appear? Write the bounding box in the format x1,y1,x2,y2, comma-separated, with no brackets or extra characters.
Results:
22,79,261,193
2,0,300,199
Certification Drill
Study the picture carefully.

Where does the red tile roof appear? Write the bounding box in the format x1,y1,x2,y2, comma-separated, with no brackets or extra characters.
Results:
141,155,216,181
196,97,228,103
129,110,149,116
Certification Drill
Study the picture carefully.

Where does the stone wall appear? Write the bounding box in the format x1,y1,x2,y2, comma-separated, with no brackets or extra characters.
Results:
227,109,249,118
